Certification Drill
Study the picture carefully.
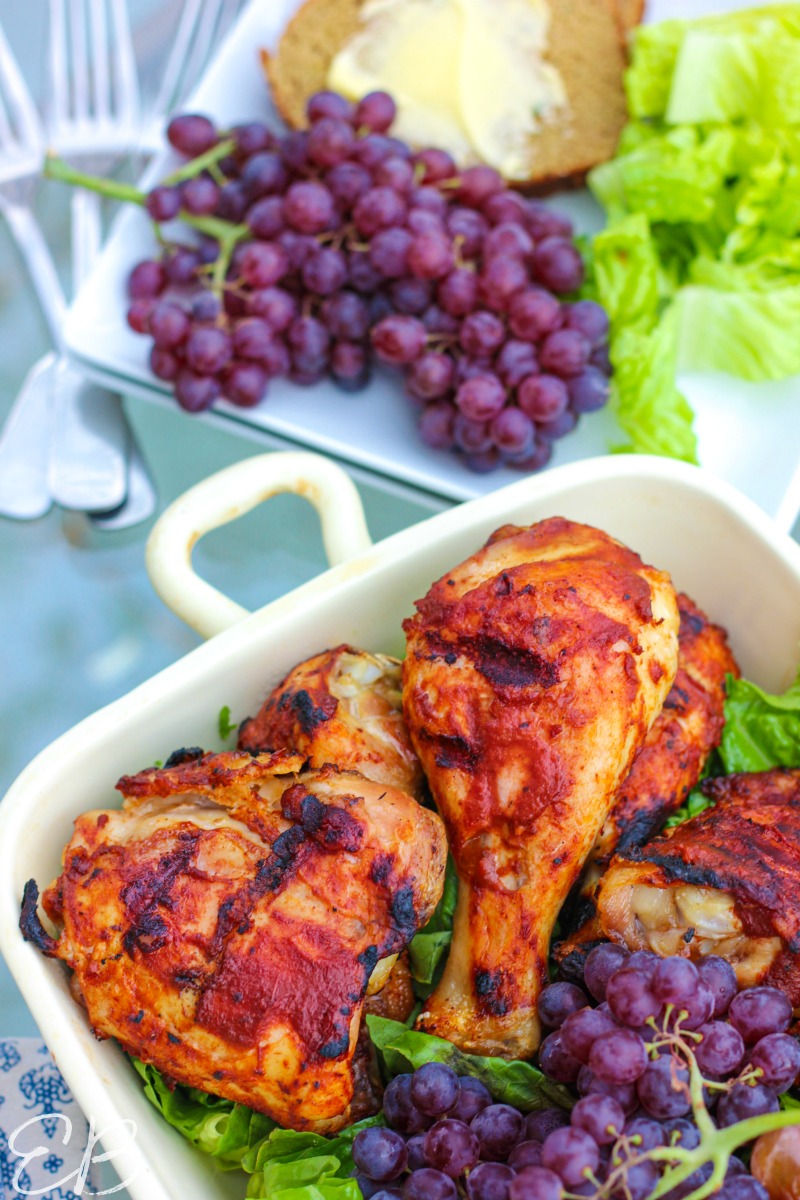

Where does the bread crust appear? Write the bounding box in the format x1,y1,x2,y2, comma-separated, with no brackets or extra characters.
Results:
264,0,638,190
612,0,646,35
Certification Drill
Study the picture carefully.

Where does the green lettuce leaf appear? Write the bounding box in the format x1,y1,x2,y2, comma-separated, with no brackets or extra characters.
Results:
589,8,800,464
408,856,458,993
244,1115,383,1177
131,1059,274,1169
608,309,697,463
587,215,697,461
626,7,800,123
589,214,662,331
134,1058,381,1197
720,669,800,773
666,25,800,127
625,19,686,119
677,285,800,380
218,704,237,741
663,788,715,830
367,1016,573,1112
590,127,735,225
246,1155,361,1200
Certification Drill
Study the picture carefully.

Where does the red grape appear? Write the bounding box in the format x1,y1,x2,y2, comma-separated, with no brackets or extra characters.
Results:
355,90,397,133
146,185,181,222
306,90,354,123
128,259,166,300
411,1063,460,1117
353,1127,408,1182
533,237,585,293
167,113,217,157
222,362,268,407
372,315,427,365
283,180,336,234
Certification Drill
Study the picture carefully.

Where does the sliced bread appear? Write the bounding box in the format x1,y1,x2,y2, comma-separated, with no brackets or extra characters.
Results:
264,0,638,190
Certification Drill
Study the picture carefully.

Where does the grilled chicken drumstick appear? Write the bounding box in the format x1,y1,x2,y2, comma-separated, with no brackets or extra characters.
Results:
239,644,424,801
21,749,446,1132
402,517,680,1058
556,593,738,972
595,768,800,1002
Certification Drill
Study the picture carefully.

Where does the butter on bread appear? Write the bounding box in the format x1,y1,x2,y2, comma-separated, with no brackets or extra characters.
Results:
264,0,641,191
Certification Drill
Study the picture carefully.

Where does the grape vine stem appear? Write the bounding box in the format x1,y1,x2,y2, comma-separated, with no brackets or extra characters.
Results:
43,154,250,300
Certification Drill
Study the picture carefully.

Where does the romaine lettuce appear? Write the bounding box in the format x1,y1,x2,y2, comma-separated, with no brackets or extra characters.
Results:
678,285,800,380
720,669,800,772
366,1016,573,1112
587,6,800,460
408,855,458,993
132,1059,274,1168
626,8,800,123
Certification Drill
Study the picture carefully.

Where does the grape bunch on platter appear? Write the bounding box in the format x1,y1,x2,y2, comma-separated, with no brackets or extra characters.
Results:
352,943,800,1200
49,90,612,475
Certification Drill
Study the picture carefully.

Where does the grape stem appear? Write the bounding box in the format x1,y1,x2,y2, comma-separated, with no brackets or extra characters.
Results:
647,1108,800,1200
161,137,237,185
568,1009,800,1200
43,154,249,300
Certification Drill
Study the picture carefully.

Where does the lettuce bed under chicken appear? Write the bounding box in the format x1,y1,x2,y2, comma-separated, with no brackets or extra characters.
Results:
132,1019,570,1200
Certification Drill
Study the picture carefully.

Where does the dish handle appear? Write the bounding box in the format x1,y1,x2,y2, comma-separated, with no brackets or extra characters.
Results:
145,451,373,639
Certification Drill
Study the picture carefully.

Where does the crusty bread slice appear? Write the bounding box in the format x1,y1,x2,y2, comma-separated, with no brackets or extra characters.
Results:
264,0,637,191
612,0,645,36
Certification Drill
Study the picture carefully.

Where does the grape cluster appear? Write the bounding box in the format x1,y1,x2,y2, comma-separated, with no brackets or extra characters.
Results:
356,946,800,1200
352,1065,573,1200
124,91,611,472
535,945,800,1198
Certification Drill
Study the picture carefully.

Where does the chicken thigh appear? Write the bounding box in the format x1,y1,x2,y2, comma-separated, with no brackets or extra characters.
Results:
238,644,424,801
596,768,800,1002
556,593,737,972
402,517,679,1058
21,748,446,1132
238,644,428,1114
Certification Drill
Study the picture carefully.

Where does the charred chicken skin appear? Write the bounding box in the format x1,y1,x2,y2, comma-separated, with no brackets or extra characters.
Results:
238,644,427,1116
238,645,424,801
556,593,738,971
21,748,446,1132
595,768,800,1003
402,517,680,1058
237,643,423,1010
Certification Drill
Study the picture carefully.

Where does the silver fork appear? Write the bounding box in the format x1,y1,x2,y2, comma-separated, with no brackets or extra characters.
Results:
46,0,140,281
0,23,66,346
140,0,250,152
0,21,64,520
44,0,151,519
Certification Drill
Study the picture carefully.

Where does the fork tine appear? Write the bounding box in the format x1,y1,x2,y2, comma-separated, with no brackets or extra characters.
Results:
0,21,44,150
69,0,90,123
0,36,15,150
89,0,111,121
107,0,139,125
151,0,206,119
175,0,226,114
47,0,70,129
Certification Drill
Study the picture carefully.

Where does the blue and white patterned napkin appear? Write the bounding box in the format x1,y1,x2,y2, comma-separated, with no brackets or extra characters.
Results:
0,1040,104,1200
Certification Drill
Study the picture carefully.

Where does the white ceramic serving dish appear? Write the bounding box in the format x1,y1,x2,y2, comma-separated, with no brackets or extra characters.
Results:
62,0,800,525
2,452,800,1200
